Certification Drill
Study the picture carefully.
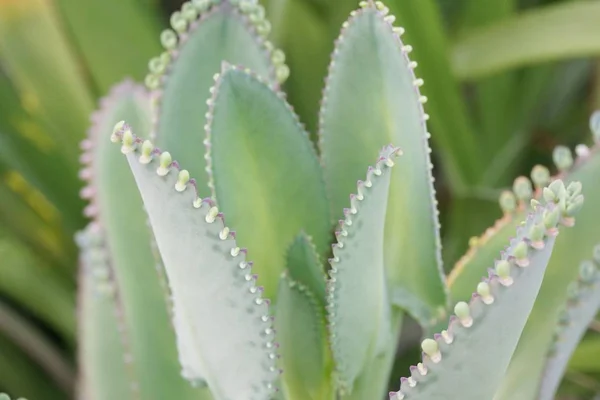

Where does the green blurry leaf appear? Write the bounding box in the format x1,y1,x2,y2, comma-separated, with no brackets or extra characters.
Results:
0,70,84,233
53,0,161,92
207,67,331,299
153,1,282,197
0,300,74,395
0,233,74,341
81,81,207,399
319,4,447,324
268,0,330,134
77,227,134,400
286,233,326,304
569,337,600,373
388,0,483,190
453,1,600,80
0,0,94,164
538,258,600,400
119,128,278,399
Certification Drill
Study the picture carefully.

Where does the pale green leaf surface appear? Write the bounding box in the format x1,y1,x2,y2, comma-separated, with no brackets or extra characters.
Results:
319,4,447,321
286,233,326,305
119,130,278,400
207,67,330,299
77,226,132,400
327,145,399,390
154,1,278,197
275,276,333,400
495,150,600,400
453,1,600,80
538,257,600,400
394,200,560,399
84,81,205,399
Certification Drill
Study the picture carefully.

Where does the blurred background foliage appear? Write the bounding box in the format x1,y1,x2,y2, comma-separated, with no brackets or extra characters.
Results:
1,0,600,398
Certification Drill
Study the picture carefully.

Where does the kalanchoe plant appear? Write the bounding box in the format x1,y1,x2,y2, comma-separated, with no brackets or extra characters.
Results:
74,0,600,399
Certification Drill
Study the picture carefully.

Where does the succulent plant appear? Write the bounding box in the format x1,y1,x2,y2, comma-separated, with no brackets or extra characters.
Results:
74,1,600,400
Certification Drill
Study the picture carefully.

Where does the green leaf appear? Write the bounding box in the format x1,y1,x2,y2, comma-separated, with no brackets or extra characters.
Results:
115,127,279,400
319,3,447,324
267,0,331,134
0,70,84,233
152,0,287,197
286,233,326,304
81,80,207,399
76,224,134,400
0,300,74,395
452,1,600,80
0,0,94,165
391,184,570,399
206,66,331,299
275,276,333,400
0,233,75,341
447,135,600,399
569,338,600,373
538,254,600,400
53,0,161,92
327,145,400,391
0,333,64,400
387,0,483,190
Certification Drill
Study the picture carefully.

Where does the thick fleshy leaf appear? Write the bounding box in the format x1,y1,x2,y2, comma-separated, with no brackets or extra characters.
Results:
452,1,600,80
151,0,288,197
76,224,133,400
319,2,447,324
206,66,330,299
275,276,333,400
286,233,326,304
391,180,575,399
115,127,279,400
447,137,600,399
538,253,600,400
80,81,206,399
327,145,400,390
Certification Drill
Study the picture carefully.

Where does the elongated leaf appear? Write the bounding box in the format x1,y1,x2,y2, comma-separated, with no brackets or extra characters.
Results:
0,333,64,400
76,224,134,400
53,0,161,91
206,66,330,299
327,145,400,391
286,233,326,304
388,0,483,189
447,135,600,399
0,232,74,341
319,2,447,324
569,338,600,372
391,180,576,399
152,0,288,196
0,70,84,232
80,80,207,399
0,0,94,164
0,300,74,395
538,254,600,400
453,1,600,80
275,276,333,400
115,127,279,400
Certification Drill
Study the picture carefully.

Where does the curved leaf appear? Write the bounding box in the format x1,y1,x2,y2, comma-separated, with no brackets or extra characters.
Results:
206,66,330,299
115,127,279,400
151,0,287,197
319,2,447,324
